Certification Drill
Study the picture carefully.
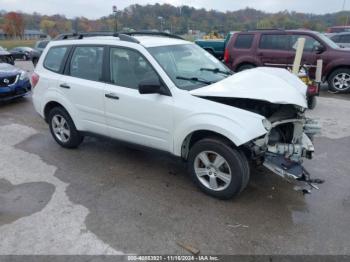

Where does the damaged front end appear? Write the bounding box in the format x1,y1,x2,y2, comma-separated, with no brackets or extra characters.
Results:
199,96,324,194
249,107,324,194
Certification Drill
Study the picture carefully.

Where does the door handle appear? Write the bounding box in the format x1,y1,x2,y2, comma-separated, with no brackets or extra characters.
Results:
59,83,70,89
105,93,119,100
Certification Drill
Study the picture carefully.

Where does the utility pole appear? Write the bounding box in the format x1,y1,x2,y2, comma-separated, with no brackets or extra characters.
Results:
158,16,164,32
113,5,118,33
343,0,349,25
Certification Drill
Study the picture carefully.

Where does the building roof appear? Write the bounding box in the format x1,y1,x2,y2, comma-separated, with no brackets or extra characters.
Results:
24,29,45,35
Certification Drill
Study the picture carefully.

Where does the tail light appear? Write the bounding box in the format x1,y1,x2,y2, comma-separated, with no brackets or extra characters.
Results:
307,84,319,96
31,73,40,88
224,48,230,64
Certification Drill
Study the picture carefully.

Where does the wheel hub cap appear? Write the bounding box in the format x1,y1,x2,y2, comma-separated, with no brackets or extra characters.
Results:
194,151,232,191
51,115,70,143
333,73,350,90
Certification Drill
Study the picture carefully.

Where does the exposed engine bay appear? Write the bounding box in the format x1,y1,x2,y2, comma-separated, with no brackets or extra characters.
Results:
201,96,324,194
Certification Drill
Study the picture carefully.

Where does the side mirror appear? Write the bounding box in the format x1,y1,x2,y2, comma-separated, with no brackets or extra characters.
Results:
314,45,325,54
138,78,163,95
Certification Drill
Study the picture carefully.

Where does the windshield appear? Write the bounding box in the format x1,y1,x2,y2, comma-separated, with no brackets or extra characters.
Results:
0,46,5,51
317,33,339,49
148,44,231,91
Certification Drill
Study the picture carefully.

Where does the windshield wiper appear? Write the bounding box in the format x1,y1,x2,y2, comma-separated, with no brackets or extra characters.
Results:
200,67,232,75
176,76,213,85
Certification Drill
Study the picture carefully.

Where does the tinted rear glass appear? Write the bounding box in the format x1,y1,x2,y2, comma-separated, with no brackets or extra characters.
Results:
44,46,68,73
259,34,290,50
234,34,254,49
69,46,104,81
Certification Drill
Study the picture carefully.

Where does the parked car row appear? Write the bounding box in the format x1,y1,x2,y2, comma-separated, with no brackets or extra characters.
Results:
0,46,14,65
0,63,31,101
196,29,350,93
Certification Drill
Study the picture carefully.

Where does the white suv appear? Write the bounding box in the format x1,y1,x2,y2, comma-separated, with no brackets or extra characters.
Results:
32,32,323,199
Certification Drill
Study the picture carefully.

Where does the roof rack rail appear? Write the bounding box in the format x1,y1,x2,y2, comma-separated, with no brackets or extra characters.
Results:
53,31,114,40
53,30,184,43
114,33,140,44
119,31,184,40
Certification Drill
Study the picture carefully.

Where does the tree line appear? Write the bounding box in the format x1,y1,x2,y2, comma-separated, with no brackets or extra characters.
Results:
1,4,350,38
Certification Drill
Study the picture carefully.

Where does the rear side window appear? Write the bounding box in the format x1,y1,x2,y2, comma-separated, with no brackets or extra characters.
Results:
259,34,290,50
69,46,104,81
234,34,254,49
44,46,68,73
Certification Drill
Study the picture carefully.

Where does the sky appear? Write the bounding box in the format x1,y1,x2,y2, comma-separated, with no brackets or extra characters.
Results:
0,0,348,19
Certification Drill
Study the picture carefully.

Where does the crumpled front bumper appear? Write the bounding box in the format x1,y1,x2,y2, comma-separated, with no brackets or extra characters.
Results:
254,118,324,194
263,153,324,194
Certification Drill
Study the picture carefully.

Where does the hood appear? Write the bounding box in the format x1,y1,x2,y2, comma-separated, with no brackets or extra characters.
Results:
0,63,21,77
190,67,308,108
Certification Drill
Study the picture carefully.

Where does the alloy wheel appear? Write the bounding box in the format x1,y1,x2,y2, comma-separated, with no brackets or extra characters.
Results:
194,151,232,191
333,73,350,91
51,115,71,143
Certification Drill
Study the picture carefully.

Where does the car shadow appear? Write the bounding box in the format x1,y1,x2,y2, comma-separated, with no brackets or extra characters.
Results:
15,133,312,254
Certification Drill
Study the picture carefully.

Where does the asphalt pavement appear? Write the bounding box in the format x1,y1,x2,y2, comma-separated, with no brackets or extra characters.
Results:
0,61,349,255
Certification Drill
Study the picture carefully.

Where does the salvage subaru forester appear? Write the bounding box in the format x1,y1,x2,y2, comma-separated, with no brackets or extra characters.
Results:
32,32,323,199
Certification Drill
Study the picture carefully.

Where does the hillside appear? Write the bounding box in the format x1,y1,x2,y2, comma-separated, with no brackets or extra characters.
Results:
1,4,350,37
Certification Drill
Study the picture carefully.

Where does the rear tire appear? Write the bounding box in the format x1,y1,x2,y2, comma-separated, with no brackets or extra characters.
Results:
32,57,38,67
236,63,256,72
188,138,249,200
48,107,84,149
328,68,350,93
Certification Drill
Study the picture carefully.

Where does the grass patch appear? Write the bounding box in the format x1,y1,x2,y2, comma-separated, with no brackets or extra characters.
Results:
0,39,36,49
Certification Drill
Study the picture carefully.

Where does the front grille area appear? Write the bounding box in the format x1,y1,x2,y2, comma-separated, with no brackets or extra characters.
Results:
0,75,18,87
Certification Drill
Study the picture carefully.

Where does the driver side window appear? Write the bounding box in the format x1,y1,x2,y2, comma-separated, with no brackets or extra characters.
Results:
291,35,322,52
109,47,159,89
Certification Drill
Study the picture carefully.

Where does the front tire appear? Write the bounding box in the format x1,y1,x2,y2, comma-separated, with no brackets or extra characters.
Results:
188,138,249,200
48,107,83,148
307,96,317,110
328,68,350,93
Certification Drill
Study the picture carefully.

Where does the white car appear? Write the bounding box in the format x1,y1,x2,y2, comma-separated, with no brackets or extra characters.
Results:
32,32,323,199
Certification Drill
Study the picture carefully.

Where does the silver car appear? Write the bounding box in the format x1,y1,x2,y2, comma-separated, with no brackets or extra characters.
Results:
330,32,350,48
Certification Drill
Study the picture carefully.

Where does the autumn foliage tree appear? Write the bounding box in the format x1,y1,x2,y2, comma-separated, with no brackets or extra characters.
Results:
3,12,24,38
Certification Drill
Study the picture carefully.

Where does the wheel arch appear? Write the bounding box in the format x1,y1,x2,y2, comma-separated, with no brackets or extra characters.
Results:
179,130,237,160
325,65,350,81
44,101,65,123
236,62,257,72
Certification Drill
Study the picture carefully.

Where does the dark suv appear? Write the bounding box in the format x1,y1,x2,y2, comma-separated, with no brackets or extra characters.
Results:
224,29,350,93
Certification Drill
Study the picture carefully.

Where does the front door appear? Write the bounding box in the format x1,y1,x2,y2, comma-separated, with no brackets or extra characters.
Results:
104,46,174,152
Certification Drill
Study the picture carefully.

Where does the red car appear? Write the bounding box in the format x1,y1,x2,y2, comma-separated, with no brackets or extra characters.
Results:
224,29,350,93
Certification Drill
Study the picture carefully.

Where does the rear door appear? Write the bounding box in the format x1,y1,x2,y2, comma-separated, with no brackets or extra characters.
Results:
57,45,108,135
257,34,292,67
